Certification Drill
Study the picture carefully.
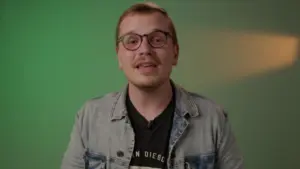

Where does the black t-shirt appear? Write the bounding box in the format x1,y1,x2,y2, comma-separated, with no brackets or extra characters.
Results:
126,90,175,169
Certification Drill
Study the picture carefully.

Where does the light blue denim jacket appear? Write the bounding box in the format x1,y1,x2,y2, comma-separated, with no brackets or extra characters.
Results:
61,83,244,169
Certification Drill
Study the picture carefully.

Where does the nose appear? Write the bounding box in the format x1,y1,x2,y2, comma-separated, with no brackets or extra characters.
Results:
138,36,152,56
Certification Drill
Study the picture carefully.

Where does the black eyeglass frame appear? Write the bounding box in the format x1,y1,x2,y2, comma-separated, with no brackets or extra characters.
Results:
117,30,173,51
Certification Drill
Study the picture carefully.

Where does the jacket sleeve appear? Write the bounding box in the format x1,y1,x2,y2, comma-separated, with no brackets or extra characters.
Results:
216,109,244,169
61,104,88,169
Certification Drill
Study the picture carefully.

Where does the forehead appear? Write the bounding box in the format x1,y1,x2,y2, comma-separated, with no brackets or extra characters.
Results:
119,12,170,36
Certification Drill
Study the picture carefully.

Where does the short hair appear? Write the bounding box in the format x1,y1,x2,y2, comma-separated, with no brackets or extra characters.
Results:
115,2,178,47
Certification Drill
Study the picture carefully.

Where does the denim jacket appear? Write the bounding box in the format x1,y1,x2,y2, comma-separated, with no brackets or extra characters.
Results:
61,83,244,169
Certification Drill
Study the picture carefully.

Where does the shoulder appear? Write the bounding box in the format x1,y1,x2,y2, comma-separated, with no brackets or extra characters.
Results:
180,87,228,122
76,91,121,119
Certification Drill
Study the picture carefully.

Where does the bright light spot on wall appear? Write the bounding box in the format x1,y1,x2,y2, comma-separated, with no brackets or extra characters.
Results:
176,30,299,86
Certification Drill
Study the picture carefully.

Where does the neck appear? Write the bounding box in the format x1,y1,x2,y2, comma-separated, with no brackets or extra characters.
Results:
127,80,173,121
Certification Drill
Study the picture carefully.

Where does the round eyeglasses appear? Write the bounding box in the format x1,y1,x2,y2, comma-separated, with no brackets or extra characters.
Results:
117,30,171,51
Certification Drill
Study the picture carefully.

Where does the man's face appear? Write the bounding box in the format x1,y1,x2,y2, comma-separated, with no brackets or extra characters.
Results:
116,12,178,89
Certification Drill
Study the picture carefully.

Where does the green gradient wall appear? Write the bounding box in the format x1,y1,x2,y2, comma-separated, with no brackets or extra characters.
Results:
1,1,299,169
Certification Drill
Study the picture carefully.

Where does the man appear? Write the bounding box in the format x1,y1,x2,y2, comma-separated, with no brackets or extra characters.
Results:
61,2,244,169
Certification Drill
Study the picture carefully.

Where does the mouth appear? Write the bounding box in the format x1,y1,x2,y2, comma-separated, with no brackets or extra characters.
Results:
136,63,158,69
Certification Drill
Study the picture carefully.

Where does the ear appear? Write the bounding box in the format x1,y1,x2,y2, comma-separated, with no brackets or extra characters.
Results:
117,56,123,70
115,46,122,69
118,61,123,70
116,54,123,70
172,44,179,66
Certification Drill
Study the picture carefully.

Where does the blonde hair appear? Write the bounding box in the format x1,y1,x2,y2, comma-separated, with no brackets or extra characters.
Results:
115,2,178,46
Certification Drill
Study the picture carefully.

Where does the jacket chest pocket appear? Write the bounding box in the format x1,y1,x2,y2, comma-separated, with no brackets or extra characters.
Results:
184,153,216,169
84,151,106,169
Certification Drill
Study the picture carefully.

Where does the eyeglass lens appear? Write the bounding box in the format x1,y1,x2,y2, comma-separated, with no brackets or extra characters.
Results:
122,31,167,50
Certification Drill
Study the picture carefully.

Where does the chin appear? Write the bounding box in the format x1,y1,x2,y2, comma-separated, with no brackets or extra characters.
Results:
129,77,164,89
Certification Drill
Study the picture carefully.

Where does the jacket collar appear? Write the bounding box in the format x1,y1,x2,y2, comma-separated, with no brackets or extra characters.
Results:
110,80,200,121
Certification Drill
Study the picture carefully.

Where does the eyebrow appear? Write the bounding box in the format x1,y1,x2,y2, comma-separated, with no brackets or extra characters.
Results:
119,28,169,38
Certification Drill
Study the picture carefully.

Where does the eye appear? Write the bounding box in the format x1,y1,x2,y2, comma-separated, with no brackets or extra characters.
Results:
149,31,166,45
152,36,163,42
124,35,140,45
149,35,166,46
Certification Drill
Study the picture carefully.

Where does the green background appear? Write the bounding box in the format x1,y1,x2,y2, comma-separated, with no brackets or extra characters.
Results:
1,1,299,169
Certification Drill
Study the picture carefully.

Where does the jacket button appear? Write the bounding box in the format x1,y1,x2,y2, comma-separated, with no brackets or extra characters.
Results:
117,151,124,157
